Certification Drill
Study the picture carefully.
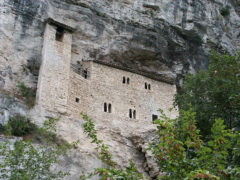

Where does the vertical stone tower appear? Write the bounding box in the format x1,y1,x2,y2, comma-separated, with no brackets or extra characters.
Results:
36,18,75,113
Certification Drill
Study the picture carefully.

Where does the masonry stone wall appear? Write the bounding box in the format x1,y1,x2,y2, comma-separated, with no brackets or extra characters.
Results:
68,61,178,125
36,21,177,141
36,23,72,114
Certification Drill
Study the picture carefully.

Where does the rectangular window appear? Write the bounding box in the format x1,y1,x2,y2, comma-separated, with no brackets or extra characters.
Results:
104,103,107,112
82,70,88,79
55,26,64,42
75,98,79,103
129,109,132,118
152,114,158,121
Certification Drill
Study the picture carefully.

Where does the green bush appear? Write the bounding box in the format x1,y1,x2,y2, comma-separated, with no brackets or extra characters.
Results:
17,82,36,108
175,51,240,138
220,5,231,17
149,108,240,179
0,117,75,180
8,114,37,136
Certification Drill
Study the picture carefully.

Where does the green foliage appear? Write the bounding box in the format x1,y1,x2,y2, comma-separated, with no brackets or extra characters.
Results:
3,115,70,149
7,114,37,136
81,113,144,180
17,82,36,108
220,5,231,17
149,108,202,179
149,108,240,179
232,132,240,165
175,51,240,137
93,160,143,180
197,118,234,174
186,170,220,180
0,140,69,180
0,117,77,180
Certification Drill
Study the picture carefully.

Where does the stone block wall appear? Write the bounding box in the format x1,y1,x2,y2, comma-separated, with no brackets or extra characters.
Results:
68,61,178,126
36,23,72,114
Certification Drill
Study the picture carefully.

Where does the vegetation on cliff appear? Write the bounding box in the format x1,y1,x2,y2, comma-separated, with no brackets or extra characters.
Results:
80,113,144,180
150,108,240,179
0,116,77,180
17,82,36,108
175,51,240,138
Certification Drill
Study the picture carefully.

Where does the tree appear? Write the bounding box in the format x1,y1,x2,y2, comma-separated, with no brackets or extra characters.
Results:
149,108,240,179
175,51,240,137
0,117,74,180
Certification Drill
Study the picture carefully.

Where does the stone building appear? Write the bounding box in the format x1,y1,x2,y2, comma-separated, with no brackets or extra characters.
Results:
37,19,177,124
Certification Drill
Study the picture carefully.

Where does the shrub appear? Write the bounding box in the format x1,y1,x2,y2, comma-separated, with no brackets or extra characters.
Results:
0,117,74,180
17,82,36,108
8,114,37,136
149,108,240,179
220,5,231,17
175,51,240,138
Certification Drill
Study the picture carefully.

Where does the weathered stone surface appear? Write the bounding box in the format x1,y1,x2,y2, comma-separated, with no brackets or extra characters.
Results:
0,93,27,126
1,0,240,90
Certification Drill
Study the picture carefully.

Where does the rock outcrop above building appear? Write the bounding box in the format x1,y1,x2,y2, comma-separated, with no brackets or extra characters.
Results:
1,0,240,90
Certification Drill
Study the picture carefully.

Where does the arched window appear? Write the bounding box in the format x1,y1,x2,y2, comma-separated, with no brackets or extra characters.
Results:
145,83,148,89
104,103,107,112
129,109,132,118
123,76,126,84
133,110,136,119
108,104,112,113
127,78,130,84
148,84,151,90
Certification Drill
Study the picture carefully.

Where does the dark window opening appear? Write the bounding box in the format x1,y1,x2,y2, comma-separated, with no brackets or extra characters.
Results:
108,104,112,113
127,78,130,84
133,110,136,119
104,103,107,112
75,98,79,103
129,109,132,118
123,77,126,84
148,84,151,90
145,83,148,89
152,114,158,121
82,70,88,79
55,26,64,42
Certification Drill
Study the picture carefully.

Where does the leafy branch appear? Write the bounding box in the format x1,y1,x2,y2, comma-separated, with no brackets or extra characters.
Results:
81,113,144,180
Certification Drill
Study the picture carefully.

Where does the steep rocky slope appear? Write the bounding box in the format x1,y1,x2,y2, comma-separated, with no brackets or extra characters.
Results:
0,0,240,179
1,0,240,90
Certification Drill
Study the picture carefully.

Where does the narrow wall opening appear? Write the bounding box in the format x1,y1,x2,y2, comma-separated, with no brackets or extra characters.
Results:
55,26,64,42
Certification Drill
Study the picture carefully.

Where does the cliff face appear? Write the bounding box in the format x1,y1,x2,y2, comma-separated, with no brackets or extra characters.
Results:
0,0,240,179
1,0,240,90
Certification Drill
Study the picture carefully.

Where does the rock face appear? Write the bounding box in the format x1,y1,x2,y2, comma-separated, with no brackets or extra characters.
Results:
0,93,27,126
0,0,240,179
0,0,240,90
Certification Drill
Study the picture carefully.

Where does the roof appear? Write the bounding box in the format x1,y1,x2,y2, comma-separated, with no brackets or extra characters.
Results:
84,60,175,85
46,18,76,33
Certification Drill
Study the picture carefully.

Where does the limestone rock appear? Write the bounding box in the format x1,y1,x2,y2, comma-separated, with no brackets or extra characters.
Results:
0,93,27,126
0,0,239,90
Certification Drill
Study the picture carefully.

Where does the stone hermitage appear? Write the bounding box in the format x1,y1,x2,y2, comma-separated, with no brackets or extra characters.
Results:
37,19,178,123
